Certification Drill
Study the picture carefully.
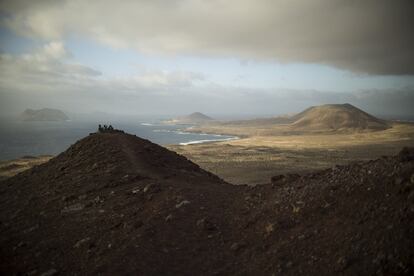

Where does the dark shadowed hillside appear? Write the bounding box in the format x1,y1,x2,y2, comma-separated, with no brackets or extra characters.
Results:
1,131,413,275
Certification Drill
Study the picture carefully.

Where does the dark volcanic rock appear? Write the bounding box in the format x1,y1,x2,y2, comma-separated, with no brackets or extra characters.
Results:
399,147,414,162
271,173,301,186
0,132,413,275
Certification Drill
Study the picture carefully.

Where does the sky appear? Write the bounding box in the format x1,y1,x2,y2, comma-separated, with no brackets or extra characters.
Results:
0,0,413,119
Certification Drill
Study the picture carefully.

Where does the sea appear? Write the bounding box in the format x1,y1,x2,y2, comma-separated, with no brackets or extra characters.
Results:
0,120,238,161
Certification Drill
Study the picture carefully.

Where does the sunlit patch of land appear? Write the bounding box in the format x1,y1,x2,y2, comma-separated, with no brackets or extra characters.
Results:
0,155,53,180
170,122,414,185
2,123,413,185
2,104,414,186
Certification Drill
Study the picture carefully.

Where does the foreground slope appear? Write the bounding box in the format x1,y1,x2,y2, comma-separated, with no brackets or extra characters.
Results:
1,131,413,275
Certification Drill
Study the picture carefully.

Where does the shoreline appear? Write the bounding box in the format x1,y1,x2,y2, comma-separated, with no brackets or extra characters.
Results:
140,122,241,146
178,136,239,145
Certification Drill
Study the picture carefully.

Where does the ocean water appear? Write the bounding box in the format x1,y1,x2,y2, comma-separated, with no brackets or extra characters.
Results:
0,120,237,161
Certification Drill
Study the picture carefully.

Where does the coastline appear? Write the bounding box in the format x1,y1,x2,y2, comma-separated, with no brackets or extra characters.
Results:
179,136,239,145
139,122,241,146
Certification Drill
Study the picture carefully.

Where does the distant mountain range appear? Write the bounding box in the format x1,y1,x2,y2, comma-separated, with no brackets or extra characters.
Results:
218,103,389,133
20,108,69,122
289,103,389,131
164,112,213,124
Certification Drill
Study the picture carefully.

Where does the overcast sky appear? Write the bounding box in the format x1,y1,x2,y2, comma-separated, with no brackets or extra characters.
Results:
0,0,413,118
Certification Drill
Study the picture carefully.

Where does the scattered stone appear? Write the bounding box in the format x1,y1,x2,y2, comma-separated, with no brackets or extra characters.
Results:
230,243,239,251
94,196,103,204
111,222,123,229
323,202,331,208
165,214,173,222
176,200,191,209
61,203,85,213
40,268,58,276
23,224,39,234
265,223,274,235
196,218,217,231
143,184,161,194
230,242,246,251
74,237,91,248
336,256,349,271
292,204,301,213
78,194,87,200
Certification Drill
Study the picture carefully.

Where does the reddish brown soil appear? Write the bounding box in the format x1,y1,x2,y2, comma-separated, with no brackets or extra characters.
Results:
1,132,413,275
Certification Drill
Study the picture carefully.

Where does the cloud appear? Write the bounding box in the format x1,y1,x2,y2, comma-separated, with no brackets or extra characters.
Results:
1,0,414,75
0,40,206,92
0,41,210,115
117,70,205,90
0,41,101,90
42,41,67,59
0,41,412,119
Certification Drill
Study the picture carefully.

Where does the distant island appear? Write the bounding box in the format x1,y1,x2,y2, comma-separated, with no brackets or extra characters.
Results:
163,112,213,124
20,108,69,122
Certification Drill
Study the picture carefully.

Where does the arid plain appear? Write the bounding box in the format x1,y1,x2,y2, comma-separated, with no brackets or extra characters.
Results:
2,104,414,186
170,105,414,185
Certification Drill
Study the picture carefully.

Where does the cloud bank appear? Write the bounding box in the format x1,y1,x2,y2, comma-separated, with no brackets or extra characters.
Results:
0,41,413,119
1,0,413,75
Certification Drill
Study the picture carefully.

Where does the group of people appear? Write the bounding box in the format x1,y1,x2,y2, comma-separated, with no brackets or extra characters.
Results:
98,124,114,132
